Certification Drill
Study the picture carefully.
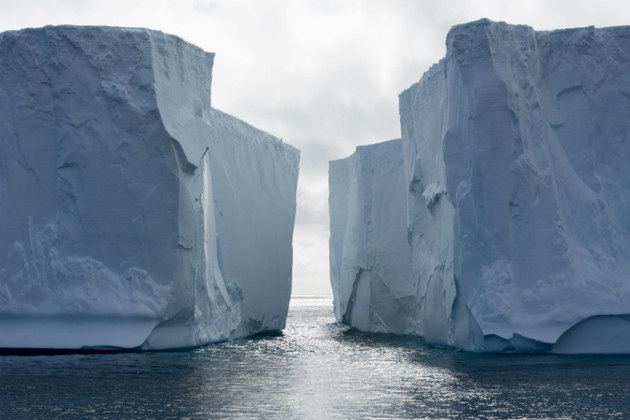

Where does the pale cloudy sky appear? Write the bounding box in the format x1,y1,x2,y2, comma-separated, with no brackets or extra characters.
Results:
1,0,628,294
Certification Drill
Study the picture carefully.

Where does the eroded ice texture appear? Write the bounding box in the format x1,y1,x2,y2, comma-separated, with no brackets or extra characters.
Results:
0,26,299,350
330,19,630,353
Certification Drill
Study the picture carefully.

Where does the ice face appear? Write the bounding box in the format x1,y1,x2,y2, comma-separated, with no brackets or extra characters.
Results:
330,19,630,353
329,139,416,335
0,26,299,350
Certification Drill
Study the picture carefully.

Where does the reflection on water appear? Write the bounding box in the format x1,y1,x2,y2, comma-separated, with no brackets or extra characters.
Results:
1,297,630,419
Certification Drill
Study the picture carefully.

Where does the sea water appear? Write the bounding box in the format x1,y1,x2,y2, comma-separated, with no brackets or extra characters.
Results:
1,296,629,419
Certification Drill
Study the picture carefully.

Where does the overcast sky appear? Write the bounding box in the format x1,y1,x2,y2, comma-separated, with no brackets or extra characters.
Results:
1,0,628,295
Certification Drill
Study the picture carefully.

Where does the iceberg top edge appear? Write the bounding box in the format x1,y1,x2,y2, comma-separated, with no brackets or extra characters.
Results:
0,25,212,55
399,18,630,101
329,138,401,165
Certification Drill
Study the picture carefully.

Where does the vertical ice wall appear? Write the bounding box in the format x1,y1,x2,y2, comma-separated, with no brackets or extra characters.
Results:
0,26,299,350
329,140,415,334
402,19,630,352
330,19,630,353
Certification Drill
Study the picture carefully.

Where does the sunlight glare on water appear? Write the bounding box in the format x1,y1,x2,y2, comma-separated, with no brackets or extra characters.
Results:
1,296,630,419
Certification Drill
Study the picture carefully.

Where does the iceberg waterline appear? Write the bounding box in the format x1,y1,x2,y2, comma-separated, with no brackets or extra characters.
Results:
0,26,299,350
330,19,630,354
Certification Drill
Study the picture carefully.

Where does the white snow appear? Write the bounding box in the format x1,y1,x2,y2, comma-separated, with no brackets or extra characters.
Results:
0,26,299,350
329,19,630,353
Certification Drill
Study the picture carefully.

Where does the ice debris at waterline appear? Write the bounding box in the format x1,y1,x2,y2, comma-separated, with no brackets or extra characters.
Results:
329,19,630,354
0,26,300,351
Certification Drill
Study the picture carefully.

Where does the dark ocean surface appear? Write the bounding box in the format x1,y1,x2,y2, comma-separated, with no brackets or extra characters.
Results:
1,296,630,419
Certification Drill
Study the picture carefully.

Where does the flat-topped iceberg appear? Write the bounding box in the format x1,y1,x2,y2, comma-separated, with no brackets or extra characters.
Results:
329,139,416,335
0,26,300,350
330,19,630,353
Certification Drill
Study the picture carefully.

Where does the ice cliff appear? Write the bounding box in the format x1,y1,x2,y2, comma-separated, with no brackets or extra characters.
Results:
329,140,416,335
0,26,300,350
330,19,630,353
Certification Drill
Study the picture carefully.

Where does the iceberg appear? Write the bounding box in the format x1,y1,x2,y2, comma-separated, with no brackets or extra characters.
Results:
330,19,630,353
0,26,300,350
329,139,416,335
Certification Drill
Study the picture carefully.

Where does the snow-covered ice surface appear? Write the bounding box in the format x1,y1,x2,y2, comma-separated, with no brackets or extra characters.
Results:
330,19,630,353
0,26,299,350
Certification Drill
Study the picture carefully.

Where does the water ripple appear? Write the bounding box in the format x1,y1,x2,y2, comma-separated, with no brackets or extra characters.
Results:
1,298,630,419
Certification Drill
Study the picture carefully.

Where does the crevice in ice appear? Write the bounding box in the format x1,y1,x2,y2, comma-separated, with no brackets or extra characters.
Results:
342,267,364,326
423,183,447,215
170,138,197,173
57,161,77,170
483,333,552,354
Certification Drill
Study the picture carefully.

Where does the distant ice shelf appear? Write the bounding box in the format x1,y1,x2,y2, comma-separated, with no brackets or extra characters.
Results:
329,19,630,354
0,26,300,350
